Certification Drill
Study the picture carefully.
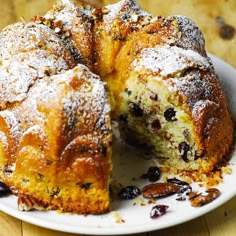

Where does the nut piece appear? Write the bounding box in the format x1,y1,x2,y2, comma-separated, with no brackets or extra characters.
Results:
18,193,49,211
142,183,180,198
131,14,139,23
189,188,221,207
102,7,110,14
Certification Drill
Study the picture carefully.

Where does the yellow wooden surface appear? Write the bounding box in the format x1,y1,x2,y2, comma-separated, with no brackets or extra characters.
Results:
0,0,235,235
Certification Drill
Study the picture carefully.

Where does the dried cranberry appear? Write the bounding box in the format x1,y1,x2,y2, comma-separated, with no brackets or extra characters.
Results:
151,119,161,131
142,166,161,182
129,102,143,117
150,205,169,219
176,185,192,201
178,142,190,162
0,182,11,197
164,108,177,122
118,186,141,200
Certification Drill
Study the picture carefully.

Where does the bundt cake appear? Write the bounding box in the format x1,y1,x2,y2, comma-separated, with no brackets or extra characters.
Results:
0,0,233,214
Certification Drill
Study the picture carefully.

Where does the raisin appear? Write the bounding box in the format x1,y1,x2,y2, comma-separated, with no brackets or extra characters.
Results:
118,186,141,200
125,88,132,95
80,183,92,190
150,205,169,219
129,102,143,117
151,119,161,131
149,91,158,101
164,108,177,122
47,186,60,197
178,142,190,162
0,182,11,197
142,166,161,182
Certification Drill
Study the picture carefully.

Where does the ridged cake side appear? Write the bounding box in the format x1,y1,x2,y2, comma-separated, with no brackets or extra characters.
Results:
0,21,112,214
0,65,112,214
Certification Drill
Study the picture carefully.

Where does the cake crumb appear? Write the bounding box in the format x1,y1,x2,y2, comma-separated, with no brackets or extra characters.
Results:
113,211,125,223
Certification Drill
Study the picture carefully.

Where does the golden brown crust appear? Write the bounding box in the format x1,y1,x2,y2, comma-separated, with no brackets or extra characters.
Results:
0,65,112,214
33,0,94,69
0,22,75,66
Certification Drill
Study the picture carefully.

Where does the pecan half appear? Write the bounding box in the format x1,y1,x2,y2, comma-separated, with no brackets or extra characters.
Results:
142,183,180,198
18,193,49,211
189,188,221,207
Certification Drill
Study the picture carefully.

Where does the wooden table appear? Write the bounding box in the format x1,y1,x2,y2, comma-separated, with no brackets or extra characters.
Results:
0,0,235,235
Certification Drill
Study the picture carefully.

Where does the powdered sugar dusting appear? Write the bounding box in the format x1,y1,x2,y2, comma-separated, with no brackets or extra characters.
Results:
0,50,70,108
133,46,210,77
0,110,20,141
171,15,206,56
0,21,76,108
192,100,218,118
0,22,74,64
103,0,150,31
0,64,111,166
132,45,220,113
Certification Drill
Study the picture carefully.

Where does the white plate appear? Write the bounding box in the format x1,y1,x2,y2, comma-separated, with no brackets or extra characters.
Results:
0,55,235,235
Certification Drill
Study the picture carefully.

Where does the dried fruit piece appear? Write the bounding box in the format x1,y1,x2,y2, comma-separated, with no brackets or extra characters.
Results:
150,205,169,219
189,188,221,207
0,182,11,197
164,108,177,122
149,91,158,101
3,164,14,176
176,185,192,201
178,142,190,162
151,119,161,131
142,183,180,198
80,183,92,190
129,102,143,117
142,166,161,182
118,186,141,200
